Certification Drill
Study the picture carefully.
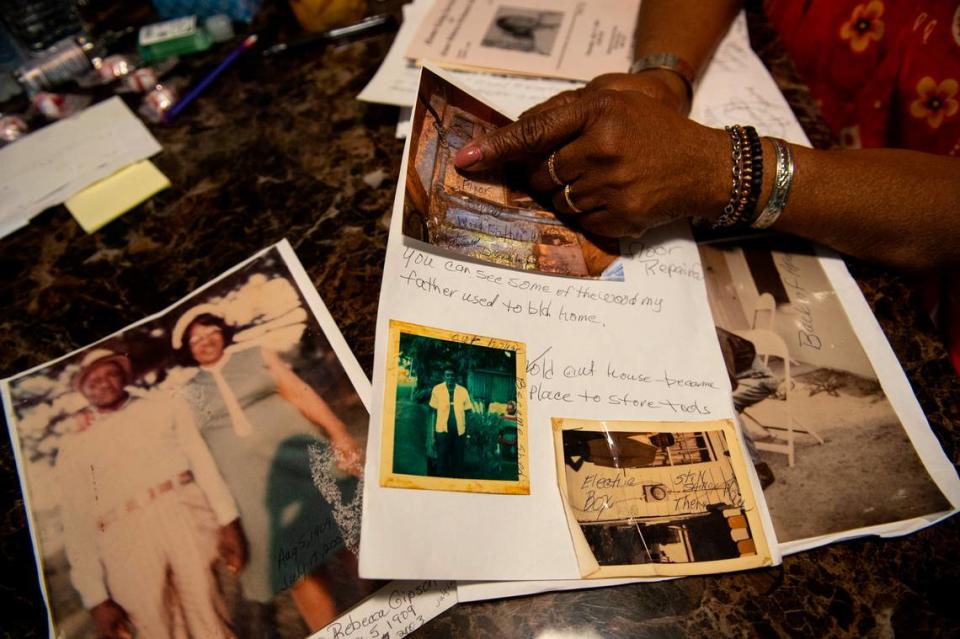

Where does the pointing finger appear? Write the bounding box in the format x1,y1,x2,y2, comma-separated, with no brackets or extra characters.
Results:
454,96,597,171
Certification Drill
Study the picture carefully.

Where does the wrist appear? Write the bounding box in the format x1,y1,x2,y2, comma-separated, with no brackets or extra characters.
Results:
630,52,696,108
639,68,692,112
694,125,735,221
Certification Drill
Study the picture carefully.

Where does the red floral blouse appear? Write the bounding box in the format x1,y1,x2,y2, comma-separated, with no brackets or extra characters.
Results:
766,0,960,155
766,0,960,374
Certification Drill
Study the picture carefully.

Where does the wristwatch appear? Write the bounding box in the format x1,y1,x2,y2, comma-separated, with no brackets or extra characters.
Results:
629,52,696,103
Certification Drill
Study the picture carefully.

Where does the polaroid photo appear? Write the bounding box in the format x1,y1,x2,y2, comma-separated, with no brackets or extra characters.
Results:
380,320,529,495
1,241,388,639
552,417,774,578
403,67,623,280
699,236,954,544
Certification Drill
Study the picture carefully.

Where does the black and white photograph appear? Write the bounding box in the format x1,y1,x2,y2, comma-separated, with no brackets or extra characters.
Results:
2,243,382,639
553,418,773,577
380,320,529,495
480,7,564,56
699,236,953,542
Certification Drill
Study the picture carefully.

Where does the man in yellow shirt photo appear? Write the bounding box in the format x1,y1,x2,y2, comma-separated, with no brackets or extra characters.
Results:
428,367,474,477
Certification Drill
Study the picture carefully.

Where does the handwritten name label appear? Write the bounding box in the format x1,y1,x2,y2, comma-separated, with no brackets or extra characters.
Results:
314,580,456,639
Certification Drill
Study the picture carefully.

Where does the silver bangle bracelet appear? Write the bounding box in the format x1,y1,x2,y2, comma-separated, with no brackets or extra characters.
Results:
752,137,795,229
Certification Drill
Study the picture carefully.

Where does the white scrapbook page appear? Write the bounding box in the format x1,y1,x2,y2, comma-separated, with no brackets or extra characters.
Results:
358,66,780,582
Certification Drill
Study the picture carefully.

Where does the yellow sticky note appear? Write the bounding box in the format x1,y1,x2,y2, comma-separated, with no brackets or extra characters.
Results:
65,160,170,233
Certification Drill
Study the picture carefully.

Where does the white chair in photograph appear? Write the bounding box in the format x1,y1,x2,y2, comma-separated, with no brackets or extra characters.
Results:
751,293,777,368
734,329,824,467
752,292,777,331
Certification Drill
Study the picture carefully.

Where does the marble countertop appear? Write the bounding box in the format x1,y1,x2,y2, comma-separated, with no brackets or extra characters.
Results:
1,2,957,637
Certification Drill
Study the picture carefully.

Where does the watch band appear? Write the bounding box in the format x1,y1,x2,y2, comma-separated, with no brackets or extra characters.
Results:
629,52,696,102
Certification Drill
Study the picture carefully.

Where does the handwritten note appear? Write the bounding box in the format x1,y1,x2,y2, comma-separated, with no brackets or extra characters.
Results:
312,580,457,639
690,13,810,145
569,458,743,521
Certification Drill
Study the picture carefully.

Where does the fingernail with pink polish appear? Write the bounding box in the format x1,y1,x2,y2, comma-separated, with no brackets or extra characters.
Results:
455,144,483,168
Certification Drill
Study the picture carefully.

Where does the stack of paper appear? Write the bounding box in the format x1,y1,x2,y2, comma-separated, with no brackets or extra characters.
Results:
360,0,591,136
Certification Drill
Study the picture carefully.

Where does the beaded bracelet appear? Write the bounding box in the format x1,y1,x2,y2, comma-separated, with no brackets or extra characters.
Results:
715,125,766,229
714,126,756,228
734,128,753,222
742,126,764,225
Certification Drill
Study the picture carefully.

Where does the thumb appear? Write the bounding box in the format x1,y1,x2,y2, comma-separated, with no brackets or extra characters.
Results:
454,97,591,171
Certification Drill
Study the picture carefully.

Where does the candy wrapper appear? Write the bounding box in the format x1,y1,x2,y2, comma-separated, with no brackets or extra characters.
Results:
123,66,160,93
139,83,178,122
31,92,92,120
97,55,137,83
0,114,30,144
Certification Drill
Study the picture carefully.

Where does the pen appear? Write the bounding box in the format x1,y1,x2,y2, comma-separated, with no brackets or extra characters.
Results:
262,13,396,57
164,34,258,123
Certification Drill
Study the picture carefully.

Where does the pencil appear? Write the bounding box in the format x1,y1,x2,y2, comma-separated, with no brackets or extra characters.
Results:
164,34,258,123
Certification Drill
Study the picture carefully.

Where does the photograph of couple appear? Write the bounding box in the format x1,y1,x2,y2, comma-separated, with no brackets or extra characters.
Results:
3,245,380,639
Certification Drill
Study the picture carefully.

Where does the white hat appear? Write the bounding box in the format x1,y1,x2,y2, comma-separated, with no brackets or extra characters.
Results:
171,303,230,349
72,348,133,390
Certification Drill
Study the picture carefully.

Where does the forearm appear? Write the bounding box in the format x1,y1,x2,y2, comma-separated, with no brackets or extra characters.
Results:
695,128,960,269
769,146,960,270
302,395,351,439
634,0,742,74
619,1,742,113
285,379,351,438
264,348,351,438
58,461,110,608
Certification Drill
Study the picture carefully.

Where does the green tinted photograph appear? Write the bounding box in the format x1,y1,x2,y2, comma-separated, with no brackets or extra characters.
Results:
380,321,529,495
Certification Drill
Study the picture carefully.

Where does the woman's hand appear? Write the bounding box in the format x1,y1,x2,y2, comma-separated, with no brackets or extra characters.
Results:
589,70,691,113
217,519,249,575
331,433,364,477
454,89,729,238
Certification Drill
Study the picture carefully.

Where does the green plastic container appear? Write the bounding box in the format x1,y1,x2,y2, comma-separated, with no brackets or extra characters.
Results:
138,16,211,63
